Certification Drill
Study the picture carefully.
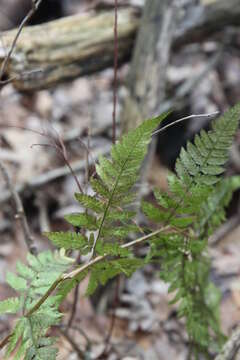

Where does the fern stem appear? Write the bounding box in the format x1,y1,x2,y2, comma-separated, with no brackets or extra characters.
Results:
121,226,170,248
26,277,63,317
0,334,11,350
67,226,170,280
25,226,170,318
152,112,218,137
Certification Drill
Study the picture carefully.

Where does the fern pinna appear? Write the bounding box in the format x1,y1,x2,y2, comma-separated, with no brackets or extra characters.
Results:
0,105,239,359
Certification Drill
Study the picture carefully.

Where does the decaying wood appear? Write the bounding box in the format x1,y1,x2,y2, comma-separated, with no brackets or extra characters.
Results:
0,0,240,91
0,8,139,90
119,0,180,216
121,0,179,133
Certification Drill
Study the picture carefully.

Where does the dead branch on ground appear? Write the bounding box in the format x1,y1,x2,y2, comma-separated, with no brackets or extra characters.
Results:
0,0,239,90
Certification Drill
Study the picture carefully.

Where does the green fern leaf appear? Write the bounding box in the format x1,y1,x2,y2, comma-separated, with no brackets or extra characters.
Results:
46,113,168,258
56,270,88,305
45,231,91,252
199,175,240,236
144,104,240,354
6,318,27,357
64,213,98,230
86,257,144,296
0,297,20,315
3,250,74,359
95,242,130,257
6,272,28,292
75,193,103,213
90,113,169,249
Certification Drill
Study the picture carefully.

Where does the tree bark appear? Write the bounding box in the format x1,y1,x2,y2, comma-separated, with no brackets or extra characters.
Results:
0,0,239,91
121,0,176,133
120,0,179,133
118,0,182,217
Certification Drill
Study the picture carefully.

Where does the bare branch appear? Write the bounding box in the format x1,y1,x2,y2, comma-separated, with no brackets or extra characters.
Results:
152,112,219,137
112,0,118,145
215,327,240,360
104,0,119,350
58,327,85,359
0,0,43,82
0,161,37,254
0,144,111,205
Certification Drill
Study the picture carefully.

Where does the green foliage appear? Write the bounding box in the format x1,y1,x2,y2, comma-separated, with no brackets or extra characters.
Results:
1,105,240,359
0,297,20,315
143,104,240,355
86,257,144,295
0,250,74,359
46,114,167,293
45,231,92,252
199,176,240,236
73,113,168,254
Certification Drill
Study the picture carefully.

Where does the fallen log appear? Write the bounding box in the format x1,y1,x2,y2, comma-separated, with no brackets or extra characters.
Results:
0,8,139,90
0,0,239,91
121,0,179,132
175,0,240,48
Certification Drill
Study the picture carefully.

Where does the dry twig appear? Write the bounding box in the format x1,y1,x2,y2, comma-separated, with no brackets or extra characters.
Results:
215,326,240,360
58,327,85,360
209,214,240,245
103,0,120,353
0,0,43,83
0,161,37,254
112,0,118,145
0,143,111,205
67,129,91,329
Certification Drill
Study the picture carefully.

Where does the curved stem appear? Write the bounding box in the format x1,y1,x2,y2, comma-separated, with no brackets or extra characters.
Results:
0,225,169,351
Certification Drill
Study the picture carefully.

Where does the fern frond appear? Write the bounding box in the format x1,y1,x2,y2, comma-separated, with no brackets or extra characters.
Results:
149,232,225,352
3,250,74,359
55,113,169,256
177,104,240,186
86,257,144,296
38,115,167,317
143,105,240,354
143,104,240,230
199,175,240,236
95,114,167,243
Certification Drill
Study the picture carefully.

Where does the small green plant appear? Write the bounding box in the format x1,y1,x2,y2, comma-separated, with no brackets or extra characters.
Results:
1,104,240,359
